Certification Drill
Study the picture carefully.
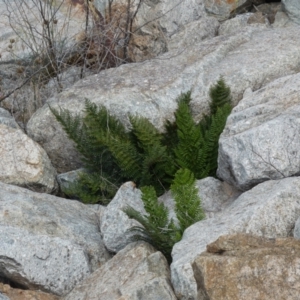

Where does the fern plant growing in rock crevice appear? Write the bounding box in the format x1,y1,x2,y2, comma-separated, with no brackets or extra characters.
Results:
50,77,232,204
124,168,205,263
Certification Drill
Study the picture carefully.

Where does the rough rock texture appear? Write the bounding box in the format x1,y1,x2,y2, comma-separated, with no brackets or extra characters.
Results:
0,226,90,296
0,293,10,300
0,108,19,129
56,168,84,198
100,182,146,253
273,11,293,28
0,182,111,272
27,24,300,173
204,0,257,21
167,16,219,52
0,0,85,61
0,124,58,193
137,0,207,37
63,242,177,300
195,177,241,218
193,233,300,300
158,177,240,223
282,0,300,25
0,283,59,300
294,216,300,239
218,73,300,191
253,3,283,24
0,62,52,128
171,177,300,299
218,13,269,36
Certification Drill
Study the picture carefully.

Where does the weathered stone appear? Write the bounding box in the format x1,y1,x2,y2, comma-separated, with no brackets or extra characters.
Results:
0,1,85,61
219,10,276,36
253,3,282,24
56,168,84,198
218,13,257,36
0,108,19,129
167,16,219,52
0,226,90,296
0,124,58,193
63,242,177,300
204,0,256,21
218,73,300,191
247,11,269,25
171,177,300,299
193,234,300,300
0,182,111,272
195,177,241,218
293,216,300,240
273,11,293,28
0,1,92,127
0,63,52,128
27,25,300,173
95,0,210,61
100,182,146,253
282,0,300,25
158,177,240,222
137,0,207,37
0,282,59,300
0,293,10,300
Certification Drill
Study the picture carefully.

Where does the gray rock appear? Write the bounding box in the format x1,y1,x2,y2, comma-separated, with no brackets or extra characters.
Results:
100,182,146,253
196,177,241,218
171,177,300,299
63,242,177,300
253,2,282,24
0,293,10,300
282,0,300,25
27,25,300,173
0,1,85,61
0,182,111,272
56,168,84,198
218,13,270,36
0,124,58,194
293,216,300,239
205,0,254,21
167,16,219,51
0,108,19,129
157,177,240,222
0,226,90,296
273,11,294,28
218,73,300,191
138,0,206,37
219,13,253,36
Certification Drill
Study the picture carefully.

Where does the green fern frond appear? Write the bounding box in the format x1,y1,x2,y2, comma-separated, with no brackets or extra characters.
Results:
171,169,205,234
84,99,127,137
173,93,204,174
123,186,178,263
51,78,232,206
199,103,232,178
63,171,119,204
105,134,142,181
49,105,86,153
124,174,204,263
209,76,232,115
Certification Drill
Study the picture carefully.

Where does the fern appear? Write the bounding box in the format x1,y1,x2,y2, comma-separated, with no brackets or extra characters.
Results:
209,76,232,115
124,168,204,263
171,169,205,234
173,93,205,175
51,78,232,204
63,171,119,204
124,186,178,262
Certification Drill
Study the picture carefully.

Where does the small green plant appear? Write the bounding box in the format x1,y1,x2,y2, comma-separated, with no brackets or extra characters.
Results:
124,168,205,263
50,77,232,204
